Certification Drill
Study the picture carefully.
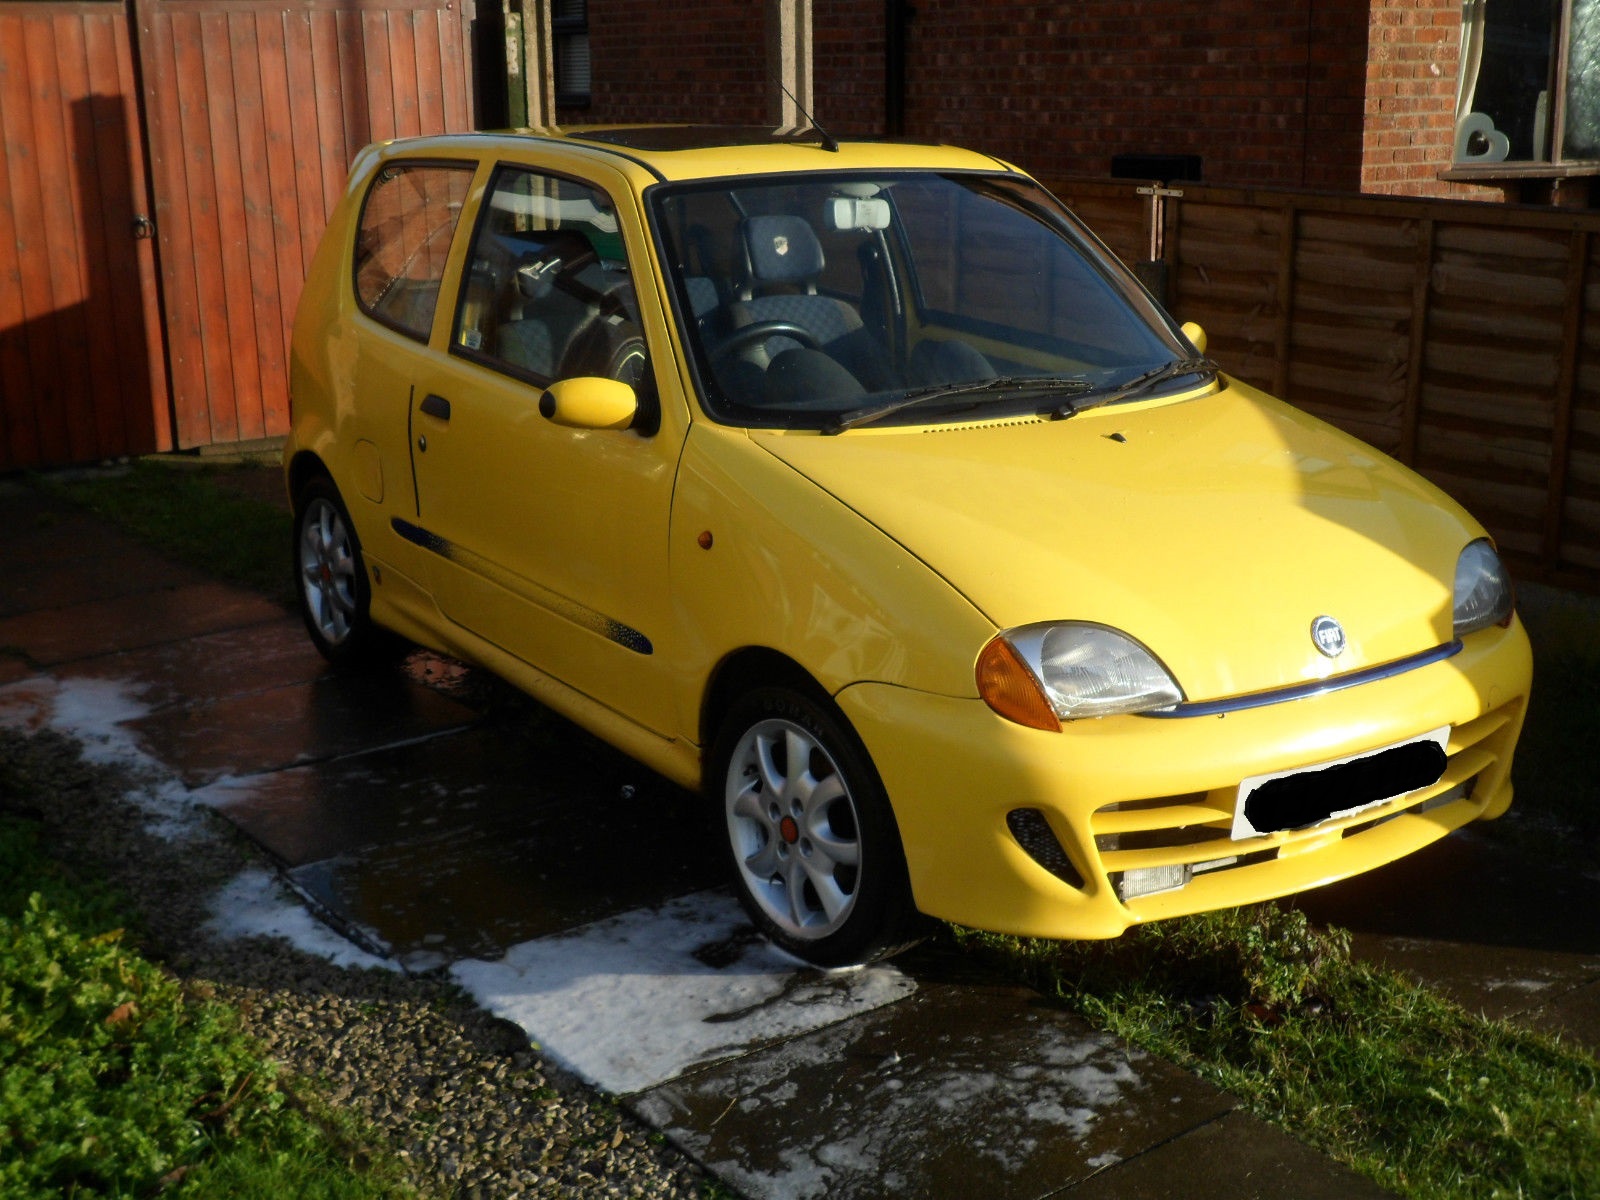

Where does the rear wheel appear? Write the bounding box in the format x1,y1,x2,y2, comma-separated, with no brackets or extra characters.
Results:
711,685,922,966
293,477,390,667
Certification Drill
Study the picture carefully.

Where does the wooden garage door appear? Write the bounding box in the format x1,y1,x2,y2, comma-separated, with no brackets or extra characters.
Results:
0,0,168,468
0,0,476,470
134,0,477,449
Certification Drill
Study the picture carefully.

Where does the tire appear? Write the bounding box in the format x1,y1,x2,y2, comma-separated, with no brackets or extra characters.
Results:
710,685,923,967
293,476,392,668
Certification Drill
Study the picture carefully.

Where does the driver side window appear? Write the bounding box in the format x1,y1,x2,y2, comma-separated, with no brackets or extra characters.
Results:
452,168,647,389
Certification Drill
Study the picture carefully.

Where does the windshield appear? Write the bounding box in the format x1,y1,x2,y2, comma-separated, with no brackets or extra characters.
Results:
651,171,1198,430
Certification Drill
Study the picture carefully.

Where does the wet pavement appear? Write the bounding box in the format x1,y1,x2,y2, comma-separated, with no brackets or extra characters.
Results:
2,468,1595,1197
1294,824,1600,1049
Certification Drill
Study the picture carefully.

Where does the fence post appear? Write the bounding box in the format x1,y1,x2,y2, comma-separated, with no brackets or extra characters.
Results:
1543,227,1588,571
1398,217,1435,466
1272,199,1297,402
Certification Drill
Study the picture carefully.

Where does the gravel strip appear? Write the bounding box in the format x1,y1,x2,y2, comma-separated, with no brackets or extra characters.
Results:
0,726,720,1199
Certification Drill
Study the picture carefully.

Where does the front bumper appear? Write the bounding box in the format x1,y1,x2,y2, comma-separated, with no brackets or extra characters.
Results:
838,618,1531,940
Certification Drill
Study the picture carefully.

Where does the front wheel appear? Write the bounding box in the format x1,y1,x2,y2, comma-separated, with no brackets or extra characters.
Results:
711,686,922,966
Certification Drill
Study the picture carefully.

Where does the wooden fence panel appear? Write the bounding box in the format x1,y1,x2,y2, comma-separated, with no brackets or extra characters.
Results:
1560,240,1600,573
1048,178,1147,271
0,1,167,469
1413,221,1571,560
1168,201,1287,393
134,0,476,449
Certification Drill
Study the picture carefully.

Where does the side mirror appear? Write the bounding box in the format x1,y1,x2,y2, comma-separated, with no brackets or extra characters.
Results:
1180,321,1208,356
539,377,638,430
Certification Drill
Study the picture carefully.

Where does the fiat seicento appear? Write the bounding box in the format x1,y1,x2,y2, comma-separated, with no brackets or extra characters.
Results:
285,126,1532,966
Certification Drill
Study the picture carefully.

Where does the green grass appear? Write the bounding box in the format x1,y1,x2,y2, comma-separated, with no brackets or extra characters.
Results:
958,907,1600,1200
45,460,293,605
0,815,420,1199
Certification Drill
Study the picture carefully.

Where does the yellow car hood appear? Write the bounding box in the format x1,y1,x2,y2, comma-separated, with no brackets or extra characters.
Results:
751,380,1482,703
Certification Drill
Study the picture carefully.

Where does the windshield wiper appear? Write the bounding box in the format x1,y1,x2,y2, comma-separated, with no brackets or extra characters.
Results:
825,376,1094,435
1051,356,1219,420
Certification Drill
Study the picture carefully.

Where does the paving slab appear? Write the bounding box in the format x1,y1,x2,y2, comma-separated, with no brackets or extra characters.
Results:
1295,828,1600,957
0,581,285,666
0,489,152,570
1062,1109,1395,1200
56,618,329,713
633,976,1236,1200
1522,976,1600,1051
0,542,211,616
1338,934,1600,1026
1294,828,1600,1053
124,669,478,787
206,726,721,960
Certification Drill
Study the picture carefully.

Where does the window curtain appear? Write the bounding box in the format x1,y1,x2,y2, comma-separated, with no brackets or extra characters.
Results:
1566,0,1600,157
1457,0,1487,119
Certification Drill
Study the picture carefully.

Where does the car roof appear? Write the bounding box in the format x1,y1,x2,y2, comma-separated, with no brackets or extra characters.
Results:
365,124,1018,184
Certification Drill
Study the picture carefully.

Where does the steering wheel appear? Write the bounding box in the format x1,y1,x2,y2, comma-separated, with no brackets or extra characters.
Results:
711,320,822,367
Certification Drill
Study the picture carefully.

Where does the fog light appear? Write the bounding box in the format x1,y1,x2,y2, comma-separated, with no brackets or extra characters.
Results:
1116,864,1190,901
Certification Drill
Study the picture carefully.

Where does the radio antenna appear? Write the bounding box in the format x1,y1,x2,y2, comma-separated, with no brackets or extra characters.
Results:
778,80,839,153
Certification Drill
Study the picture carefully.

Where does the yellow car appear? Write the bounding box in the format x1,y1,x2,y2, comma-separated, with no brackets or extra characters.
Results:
285,127,1532,966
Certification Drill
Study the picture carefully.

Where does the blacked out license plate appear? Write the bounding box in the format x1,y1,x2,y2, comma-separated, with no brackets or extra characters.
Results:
1232,728,1449,840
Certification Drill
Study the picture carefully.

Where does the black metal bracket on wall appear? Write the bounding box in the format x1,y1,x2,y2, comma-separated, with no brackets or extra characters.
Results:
1135,184,1183,308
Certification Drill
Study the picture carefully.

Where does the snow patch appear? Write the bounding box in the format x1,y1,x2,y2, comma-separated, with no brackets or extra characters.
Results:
0,675,211,838
452,891,916,1094
0,675,154,766
1484,977,1554,994
204,866,394,972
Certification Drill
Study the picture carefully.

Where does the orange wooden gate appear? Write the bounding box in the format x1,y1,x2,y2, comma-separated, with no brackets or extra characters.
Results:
0,0,476,470
0,1,167,467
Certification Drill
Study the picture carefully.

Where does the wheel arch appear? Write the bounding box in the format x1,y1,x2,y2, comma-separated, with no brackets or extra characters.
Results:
698,644,913,850
286,449,333,510
700,646,827,753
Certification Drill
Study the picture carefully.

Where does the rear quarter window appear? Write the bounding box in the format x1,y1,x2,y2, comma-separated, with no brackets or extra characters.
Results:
353,161,475,340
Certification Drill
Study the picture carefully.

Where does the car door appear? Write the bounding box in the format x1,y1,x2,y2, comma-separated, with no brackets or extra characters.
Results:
334,156,479,538
401,161,683,737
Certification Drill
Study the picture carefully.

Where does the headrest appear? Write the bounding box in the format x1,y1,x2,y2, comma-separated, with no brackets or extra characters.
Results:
744,215,825,285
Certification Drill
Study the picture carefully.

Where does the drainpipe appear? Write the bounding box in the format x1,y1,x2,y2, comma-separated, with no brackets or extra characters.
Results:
885,0,911,136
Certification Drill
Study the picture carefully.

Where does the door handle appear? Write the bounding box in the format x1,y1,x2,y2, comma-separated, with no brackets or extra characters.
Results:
420,393,451,421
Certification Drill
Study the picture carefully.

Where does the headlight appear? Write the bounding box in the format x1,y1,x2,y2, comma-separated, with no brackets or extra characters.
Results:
977,622,1183,729
1453,539,1514,636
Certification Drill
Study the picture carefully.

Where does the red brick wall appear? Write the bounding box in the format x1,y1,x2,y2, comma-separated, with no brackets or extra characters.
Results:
1306,0,1374,187
558,1,1518,204
1360,0,1501,200
813,0,1372,190
557,2,767,126
813,0,886,135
